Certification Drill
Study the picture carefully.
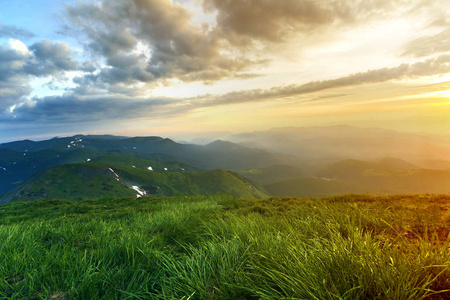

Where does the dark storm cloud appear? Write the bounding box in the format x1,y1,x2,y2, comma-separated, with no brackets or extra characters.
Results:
0,23,35,39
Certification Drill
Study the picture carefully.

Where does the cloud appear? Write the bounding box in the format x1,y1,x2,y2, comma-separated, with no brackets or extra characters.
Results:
24,40,80,76
0,23,35,39
62,0,259,91
202,0,416,43
403,28,450,58
0,39,82,112
57,0,442,97
0,41,32,111
1,94,174,124
203,0,335,42
5,54,449,125
188,54,450,107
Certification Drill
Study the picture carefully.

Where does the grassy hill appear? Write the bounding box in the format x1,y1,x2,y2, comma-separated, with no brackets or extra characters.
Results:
0,163,268,203
0,148,193,196
0,194,448,299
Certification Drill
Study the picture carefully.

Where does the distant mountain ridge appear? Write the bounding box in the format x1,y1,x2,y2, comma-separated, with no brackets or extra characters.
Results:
227,125,450,163
266,158,450,197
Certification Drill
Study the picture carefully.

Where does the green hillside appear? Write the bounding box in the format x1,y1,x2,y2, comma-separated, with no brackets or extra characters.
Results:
0,194,448,299
90,155,199,172
0,147,195,196
0,163,268,203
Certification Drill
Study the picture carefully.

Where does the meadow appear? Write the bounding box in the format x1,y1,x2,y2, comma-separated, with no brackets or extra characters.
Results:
0,194,449,299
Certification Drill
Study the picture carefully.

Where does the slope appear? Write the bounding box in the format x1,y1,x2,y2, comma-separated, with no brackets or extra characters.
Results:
0,163,269,203
0,148,193,196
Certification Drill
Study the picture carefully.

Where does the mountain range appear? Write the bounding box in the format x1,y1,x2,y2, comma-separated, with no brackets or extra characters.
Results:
1,125,450,203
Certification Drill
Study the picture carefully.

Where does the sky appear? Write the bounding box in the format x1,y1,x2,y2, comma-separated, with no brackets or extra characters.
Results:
0,0,450,143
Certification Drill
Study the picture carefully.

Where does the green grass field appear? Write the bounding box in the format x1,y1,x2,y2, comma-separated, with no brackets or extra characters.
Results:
1,194,449,299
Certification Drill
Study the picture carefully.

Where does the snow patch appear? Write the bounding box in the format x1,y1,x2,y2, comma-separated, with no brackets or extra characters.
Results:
131,186,146,197
108,167,120,178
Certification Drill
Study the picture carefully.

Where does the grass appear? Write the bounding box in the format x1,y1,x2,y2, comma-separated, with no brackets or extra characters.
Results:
0,194,449,299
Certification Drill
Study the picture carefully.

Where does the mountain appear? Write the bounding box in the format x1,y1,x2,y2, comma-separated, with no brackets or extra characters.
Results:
237,164,306,184
0,147,195,196
227,126,450,163
0,163,269,203
0,135,283,170
265,177,366,197
316,159,450,194
0,135,284,196
372,157,420,170
266,158,450,197
416,159,450,170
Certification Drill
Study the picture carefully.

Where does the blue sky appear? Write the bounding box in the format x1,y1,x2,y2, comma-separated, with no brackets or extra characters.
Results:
1,0,450,143
0,0,74,41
